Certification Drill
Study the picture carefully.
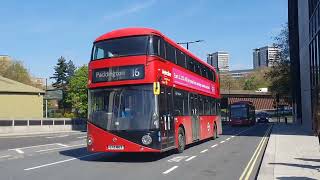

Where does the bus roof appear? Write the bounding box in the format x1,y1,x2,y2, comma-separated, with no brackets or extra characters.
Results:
94,27,217,73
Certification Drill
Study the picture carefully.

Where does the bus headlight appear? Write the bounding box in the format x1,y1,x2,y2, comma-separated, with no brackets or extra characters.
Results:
87,136,93,146
142,134,152,145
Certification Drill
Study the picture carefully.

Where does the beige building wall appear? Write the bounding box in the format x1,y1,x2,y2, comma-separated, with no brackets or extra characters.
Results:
0,94,43,119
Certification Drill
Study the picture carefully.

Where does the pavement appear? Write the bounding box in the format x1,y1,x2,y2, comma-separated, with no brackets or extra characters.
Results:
0,124,272,180
257,123,320,180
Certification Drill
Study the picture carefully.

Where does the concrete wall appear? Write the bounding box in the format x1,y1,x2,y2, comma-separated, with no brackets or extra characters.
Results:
0,118,86,135
298,0,312,131
0,93,43,119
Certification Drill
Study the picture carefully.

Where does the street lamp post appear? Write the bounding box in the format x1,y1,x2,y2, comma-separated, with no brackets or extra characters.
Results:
177,40,204,50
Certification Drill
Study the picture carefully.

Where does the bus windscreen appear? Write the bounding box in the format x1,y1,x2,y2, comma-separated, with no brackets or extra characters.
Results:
88,84,158,131
92,36,148,60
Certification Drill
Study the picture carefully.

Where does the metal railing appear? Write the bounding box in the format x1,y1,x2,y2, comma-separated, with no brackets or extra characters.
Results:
0,118,86,127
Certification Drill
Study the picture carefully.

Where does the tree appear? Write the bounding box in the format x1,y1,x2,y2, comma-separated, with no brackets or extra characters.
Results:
66,65,88,117
50,56,68,89
274,23,289,61
66,60,76,83
220,73,242,91
0,58,11,75
243,77,258,90
242,68,270,90
0,60,32,85
266,23,291,98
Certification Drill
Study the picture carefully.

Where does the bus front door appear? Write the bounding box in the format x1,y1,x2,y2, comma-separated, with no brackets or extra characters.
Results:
190,94,200,141
159,86,175,149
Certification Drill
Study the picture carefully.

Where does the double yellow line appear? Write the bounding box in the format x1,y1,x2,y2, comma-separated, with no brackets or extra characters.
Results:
239,125,272,180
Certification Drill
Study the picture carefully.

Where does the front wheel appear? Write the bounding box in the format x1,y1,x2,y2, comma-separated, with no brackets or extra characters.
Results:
176,127,185,153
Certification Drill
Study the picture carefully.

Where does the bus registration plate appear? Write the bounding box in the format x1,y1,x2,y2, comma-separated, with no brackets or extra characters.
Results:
108,145,124,150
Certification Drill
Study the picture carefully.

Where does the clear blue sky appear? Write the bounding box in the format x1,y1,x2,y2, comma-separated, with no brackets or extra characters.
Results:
0,0,287,81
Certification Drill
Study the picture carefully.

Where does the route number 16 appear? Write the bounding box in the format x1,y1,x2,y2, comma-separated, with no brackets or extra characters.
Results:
133,68,140,77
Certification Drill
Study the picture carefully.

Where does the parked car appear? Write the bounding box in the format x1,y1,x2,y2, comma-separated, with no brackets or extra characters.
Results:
256,112,269,123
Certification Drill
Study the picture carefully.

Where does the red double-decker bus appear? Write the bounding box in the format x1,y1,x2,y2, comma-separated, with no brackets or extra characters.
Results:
229,101,256,126
87,28,221,153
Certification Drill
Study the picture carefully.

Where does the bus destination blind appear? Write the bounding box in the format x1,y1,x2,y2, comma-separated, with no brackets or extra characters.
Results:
92,65,144,83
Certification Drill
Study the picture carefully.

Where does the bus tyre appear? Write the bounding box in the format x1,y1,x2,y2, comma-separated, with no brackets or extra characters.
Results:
176,127,185,153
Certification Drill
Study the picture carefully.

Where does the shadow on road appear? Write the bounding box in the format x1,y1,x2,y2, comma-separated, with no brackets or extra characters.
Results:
295,158,320,163
276,177,318,180
221,123,271,137
269,162,320,172
267,123,315,136
59,147,177,163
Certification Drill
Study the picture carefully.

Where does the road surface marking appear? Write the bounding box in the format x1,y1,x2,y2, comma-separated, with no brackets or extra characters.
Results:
244,126,272,180
168,156,189,162
9,143,62,150
15,149,24,154
0,155,11,159
220,140,225,144
239,126,271,180
162,166,178,174
231,136,235,138
185,156,197,162
239,125,272,180
211,144,218,148
46,135,69,139
56,143,69,147
226,138,231,141
200,149,208,153
233,126,257,137
36,144,86,153
24,153,102,171
77,136,87,139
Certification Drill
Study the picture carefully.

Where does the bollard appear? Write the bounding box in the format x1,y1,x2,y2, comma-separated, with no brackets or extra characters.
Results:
285,116,288,124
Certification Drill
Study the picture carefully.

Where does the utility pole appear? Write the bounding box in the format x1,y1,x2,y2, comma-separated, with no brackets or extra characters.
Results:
177,40,204,50
45,78,48,119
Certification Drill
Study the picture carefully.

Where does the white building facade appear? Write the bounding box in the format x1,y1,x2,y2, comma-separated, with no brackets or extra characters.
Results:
207,51,229,72
253,46,280,69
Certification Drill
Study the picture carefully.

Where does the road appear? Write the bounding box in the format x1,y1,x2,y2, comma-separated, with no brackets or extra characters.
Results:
0,123,272,180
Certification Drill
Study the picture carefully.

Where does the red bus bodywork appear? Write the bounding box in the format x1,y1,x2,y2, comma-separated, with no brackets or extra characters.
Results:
229,101,256,126
87,28,221,153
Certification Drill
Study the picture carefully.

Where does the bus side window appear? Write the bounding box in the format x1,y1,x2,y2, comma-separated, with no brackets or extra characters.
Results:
195,62,201,75
183,92,189,115
160,38,166,59
198,95,204,116
187,56,195,72
202,66,208,79
204,97,210,115
165,42,176,63
212,98,216,115
208,70,214,81
167,87,173,116
148,36,159,56
173,89,184,116
176,50,186,68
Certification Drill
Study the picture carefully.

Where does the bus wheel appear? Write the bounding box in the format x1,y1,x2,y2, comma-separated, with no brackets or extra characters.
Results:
176,127,185,153
213,124,218,140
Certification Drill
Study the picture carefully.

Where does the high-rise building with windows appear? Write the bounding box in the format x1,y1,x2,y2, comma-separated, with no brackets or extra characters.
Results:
288,0,320,133
207,51,229,72
253,46,280,69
